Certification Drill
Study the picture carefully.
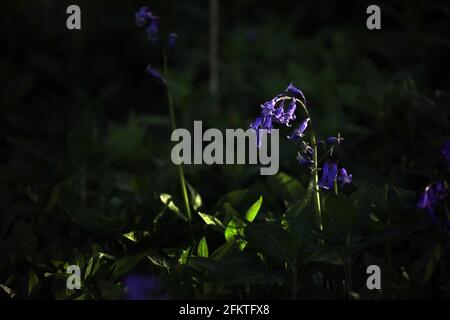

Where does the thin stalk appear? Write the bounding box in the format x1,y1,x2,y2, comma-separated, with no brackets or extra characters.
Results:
162,50,192,222
275,96,323,230
310,133,323,231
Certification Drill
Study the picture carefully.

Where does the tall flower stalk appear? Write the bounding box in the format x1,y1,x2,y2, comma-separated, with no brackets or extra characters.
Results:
250,83,352,231
162,50,192,222
136,7,192,222
274,95,323,229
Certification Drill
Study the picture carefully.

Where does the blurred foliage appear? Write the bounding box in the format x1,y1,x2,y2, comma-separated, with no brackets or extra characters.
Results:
0,0,449,299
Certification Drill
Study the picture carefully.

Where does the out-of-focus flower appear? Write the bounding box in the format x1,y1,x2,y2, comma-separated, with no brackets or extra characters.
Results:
124,274,167,300
135,7,161,42
417,181,447,224
146,19,160,42
135,7,154,27
324,136,344,145
442,140,450,172
337,167,352,186
318,160,338,190
146,65,165,83
288,118,310,141
168,33,179,49
285,82,307,105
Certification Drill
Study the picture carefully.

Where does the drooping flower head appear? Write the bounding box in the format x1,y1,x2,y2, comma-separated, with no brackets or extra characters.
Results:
250,84,307,147
417,181,447,224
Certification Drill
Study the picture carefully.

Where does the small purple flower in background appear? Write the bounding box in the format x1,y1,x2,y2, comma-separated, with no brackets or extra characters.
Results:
337,167,352,186
135,7,154,27
318,160,338,190
123,274,167,300
417,181,447,224
285,82,307,106
442,140,450,172
287,118,310,141
324,136,344,145
168,33,179,49
146,65,165,83
146,19,160,42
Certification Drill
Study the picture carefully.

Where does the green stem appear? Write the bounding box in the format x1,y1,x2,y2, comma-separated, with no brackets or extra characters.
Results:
311,133,323,231
162,50,192,222
275,96,323,230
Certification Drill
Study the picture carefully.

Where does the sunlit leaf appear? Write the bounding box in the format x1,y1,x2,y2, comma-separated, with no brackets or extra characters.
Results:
28,269,39,295
197,237,209,258
245,196,262,222
198,212,225,230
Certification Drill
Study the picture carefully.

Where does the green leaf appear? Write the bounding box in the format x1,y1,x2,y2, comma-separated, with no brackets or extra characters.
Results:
160,193,188,221
197,237,209,258
188,183,203,210
284,199,315,255
322,194,357,241
84,256,95,280
110,254,144,279
198,212,225,230
246,223,291,263
269,172,305,203
0,283,17,298
65,207,121,236
245,196,262,222
223,202,246,225
28,269,39,295
211,241,235,260
224,219,245,243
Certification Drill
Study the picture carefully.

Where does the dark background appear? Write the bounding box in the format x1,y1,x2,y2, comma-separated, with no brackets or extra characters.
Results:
1,0,449,299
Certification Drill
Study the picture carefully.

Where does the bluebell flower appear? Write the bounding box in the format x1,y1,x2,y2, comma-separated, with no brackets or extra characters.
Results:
273,101,285,123
135,7,151,27
337,167,352,186
318,161,338,190
297,153,314,167
285,82,307,105
442,140,450,172
324,136,344,145
280,99,296,126
135,7,158,28
146,19,160,42
168,33,178,49
417,181,447,224
146,65,165,83
124,274,166,300
287,118,310,141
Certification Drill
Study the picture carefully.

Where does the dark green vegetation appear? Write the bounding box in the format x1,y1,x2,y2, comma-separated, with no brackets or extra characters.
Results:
1,0,449,299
